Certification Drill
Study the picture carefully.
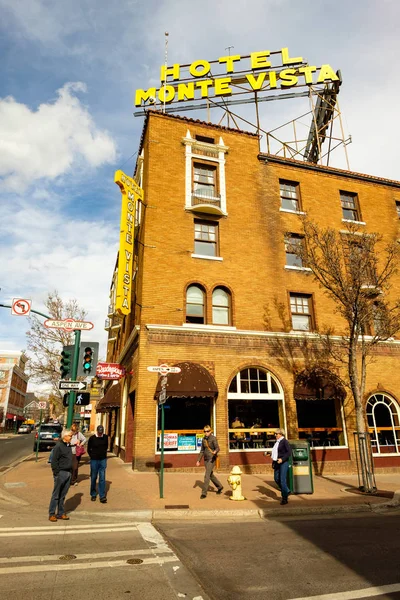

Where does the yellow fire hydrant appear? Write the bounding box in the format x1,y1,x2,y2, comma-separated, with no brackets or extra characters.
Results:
227,465,245,501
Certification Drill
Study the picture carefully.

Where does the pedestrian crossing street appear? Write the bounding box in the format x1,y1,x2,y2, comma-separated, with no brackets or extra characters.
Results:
0,521,178,575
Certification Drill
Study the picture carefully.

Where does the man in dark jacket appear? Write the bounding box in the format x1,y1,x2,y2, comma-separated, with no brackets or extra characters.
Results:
49,429,73,522
271,428,292,505
196,425,223,499
87,425,108,503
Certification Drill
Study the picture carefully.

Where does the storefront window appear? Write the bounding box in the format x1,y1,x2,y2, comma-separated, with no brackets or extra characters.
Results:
228,368,285,451
296,398,346,447
156,397,213,453
367,393,400,455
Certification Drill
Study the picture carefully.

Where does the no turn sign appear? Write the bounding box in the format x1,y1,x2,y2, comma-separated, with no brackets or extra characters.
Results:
11,298,32,316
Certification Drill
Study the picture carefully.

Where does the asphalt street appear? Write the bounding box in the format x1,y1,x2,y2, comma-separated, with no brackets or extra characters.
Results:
156,513,400,600
0,517,211,600
0,432,34,469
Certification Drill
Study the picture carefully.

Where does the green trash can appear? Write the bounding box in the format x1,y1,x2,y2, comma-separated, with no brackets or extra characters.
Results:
288,440,313,494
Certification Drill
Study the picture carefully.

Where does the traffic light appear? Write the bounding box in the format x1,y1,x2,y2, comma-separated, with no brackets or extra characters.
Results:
62,393,69,407
60,346,73,379
77,342,99,377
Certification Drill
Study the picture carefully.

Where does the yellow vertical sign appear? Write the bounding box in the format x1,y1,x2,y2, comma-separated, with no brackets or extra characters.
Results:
114,170,143,316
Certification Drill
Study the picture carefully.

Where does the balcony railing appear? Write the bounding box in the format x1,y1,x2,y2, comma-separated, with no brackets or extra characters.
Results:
191,190,221,208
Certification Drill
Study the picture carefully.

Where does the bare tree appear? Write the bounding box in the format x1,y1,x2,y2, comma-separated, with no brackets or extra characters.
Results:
290,220,400,491
26,291,87,409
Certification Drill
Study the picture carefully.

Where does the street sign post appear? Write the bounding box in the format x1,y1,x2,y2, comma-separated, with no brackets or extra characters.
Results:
59,381,87,391
11,298,32,316
44,319,94,331
147,364,181,499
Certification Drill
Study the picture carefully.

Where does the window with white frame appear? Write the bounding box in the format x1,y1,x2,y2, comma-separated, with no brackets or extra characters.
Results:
186,285,206,324
367,393,400,455
194,220,218,256
280,180,301,212
228,368,285,451
290,293,314,331
212,287,231,325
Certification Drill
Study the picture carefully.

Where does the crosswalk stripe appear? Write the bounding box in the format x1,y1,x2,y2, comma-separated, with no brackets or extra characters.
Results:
0,554,178,575
0,547,175,564
290,583,400,600
0,526,140,537
0,522,139,532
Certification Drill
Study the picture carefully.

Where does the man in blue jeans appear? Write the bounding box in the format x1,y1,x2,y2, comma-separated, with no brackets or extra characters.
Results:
271,428,292,505
87,425,108,503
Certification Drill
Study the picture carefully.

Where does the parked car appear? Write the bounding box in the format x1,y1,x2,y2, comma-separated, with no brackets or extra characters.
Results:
17,424,31,434
33,423,63,452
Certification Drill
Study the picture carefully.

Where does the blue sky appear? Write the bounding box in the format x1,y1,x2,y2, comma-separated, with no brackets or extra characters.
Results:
0,0,399,389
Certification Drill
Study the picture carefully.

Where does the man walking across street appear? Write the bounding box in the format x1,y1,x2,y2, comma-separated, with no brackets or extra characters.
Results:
196,425,223,499
49,429,73,522
87,425,108,503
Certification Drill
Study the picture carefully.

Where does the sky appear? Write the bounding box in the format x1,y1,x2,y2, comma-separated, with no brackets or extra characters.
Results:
0,0,399,391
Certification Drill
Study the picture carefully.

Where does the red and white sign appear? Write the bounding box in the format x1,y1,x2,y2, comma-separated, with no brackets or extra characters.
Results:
161,433,178,449
11,298,32,316
147,364,182,376
96,362,126,380
38,401,47,410
44,318,94,331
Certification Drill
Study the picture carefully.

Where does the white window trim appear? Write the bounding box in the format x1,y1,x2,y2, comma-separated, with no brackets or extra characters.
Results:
279,208,306,215
182,323,236,331
183,130,229,214
191,253,223,261
284,265,312,272
342,219,366,225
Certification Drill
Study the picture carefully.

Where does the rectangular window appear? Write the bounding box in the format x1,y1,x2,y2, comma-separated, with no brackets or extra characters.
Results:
195,135,215,144
194,220,218,256
396,201,400,218
340,191,360,221
290,293,313,331
280,180,300,212
193,163,217,199
285,234,303,267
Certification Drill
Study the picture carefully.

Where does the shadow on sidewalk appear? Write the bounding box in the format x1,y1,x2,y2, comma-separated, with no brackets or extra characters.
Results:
65,493,83,512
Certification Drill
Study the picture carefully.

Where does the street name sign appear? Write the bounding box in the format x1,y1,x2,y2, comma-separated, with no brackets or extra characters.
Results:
159,389,167,404
147,364,182,376
44,318,94,331
59,381,87,391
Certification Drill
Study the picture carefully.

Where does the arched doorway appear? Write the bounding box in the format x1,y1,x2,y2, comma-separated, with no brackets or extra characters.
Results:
367,393,400,455
227,367,285,451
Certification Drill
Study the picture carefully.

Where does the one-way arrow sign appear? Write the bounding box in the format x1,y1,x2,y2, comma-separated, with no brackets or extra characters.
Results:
59,381,87,391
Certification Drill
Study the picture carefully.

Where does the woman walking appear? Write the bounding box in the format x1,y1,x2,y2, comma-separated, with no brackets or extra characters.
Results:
70,423,86,486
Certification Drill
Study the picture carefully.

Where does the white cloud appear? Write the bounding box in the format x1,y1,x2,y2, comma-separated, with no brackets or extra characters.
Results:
0,82,117,189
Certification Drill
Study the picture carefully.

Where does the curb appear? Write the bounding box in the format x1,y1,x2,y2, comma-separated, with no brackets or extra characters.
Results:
0,452,35,479
0,487,30,506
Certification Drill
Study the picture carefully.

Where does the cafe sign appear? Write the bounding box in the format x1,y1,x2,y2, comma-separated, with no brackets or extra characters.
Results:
134,46,339,107
96,362,126,380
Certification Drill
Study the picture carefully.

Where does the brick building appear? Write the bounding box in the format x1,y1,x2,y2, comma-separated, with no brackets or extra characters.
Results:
0,351,29,432
99,111,400,474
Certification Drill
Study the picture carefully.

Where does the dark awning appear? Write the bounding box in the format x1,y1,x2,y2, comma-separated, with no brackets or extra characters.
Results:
155,362,218,400
294,369,346,401
96,382,121,412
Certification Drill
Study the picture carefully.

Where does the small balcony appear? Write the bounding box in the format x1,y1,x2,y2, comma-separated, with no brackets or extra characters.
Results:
190,190,223,215
104,318,111,331
107,304,114,317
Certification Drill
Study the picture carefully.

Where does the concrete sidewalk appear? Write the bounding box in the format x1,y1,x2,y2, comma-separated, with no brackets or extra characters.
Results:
1,452,400,519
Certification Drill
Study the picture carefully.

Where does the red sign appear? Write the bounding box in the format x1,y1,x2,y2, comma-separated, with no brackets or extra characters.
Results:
96,362,126,380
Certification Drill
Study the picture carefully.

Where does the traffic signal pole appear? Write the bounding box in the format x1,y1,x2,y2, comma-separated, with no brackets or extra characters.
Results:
66,329,81,428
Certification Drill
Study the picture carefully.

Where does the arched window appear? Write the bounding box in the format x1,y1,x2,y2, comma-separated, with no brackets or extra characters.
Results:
227,368,285,452
212,287,231,325
186,285,205,324
367,393,400,455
